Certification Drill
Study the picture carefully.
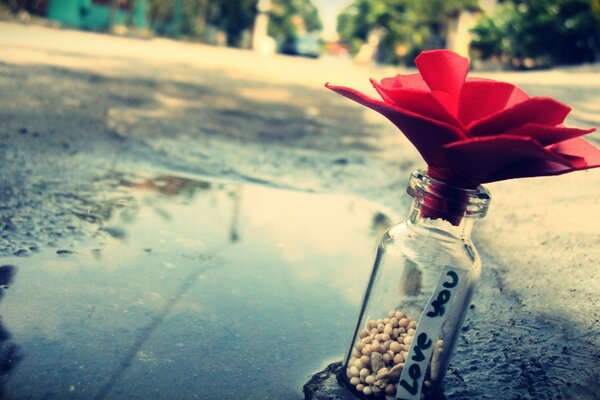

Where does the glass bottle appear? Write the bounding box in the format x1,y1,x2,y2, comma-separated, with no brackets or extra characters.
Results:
342,170,491,399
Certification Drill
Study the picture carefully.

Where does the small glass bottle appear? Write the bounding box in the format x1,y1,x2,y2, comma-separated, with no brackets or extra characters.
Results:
342,170,491,399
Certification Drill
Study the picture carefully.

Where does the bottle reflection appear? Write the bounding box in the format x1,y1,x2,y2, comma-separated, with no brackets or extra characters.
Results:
0,265,21,394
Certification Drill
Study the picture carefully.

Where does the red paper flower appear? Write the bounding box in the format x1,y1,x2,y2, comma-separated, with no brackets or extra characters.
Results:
326,50,600,188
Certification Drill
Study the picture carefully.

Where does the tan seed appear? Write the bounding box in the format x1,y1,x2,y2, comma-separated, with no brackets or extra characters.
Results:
383,324,393,335
394,353,404,364
362,345,372,356
360,354,370,365
350,377,360,385
363,386,373,396
365,375,375,385
385,383,396,395
389,341,402,353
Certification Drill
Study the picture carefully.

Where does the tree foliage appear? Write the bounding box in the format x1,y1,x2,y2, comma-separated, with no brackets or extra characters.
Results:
471,0,600,67
337,0,478,64
146,0,322,47
268,0,322,44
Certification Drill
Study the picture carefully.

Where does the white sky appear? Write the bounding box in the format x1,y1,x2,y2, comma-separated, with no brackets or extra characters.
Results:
311,0,353,40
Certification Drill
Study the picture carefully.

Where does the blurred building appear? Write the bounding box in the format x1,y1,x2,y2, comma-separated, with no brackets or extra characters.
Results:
47,0,149,31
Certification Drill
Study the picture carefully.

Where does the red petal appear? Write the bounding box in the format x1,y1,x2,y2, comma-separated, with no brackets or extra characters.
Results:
325,83,465,166
415,50,469,114
487,138,600,181
380,73,429,91
503,124,595,146
442,135,572,182
458,80,529,126
551,137,600,167
371,79,462,127
468,97,571,136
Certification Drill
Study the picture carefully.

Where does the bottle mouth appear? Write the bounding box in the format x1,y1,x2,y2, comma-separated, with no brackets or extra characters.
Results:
407,170,491,221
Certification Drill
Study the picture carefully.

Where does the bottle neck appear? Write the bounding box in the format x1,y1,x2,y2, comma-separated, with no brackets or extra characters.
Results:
408,198,475,239
405,170,491,236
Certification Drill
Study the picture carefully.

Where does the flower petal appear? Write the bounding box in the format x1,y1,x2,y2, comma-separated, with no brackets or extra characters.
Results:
380,73,429,91
442,135,573,182
415,50,469,114
370,79,462,127
551,137,600,169
325,83,465,166
467,97,571,136
502,124,595,146
489,137,600,181
458,80,529,126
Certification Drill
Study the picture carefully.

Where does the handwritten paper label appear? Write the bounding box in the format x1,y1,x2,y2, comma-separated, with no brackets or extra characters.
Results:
396,265,466,400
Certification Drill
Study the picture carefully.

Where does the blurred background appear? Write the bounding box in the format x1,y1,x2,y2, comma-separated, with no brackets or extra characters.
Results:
2,0,600,69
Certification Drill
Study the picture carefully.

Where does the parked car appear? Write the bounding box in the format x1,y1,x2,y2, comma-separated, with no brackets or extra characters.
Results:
281,34,322,59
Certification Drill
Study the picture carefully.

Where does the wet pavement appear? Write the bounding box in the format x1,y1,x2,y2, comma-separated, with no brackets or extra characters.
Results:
0,174,393,399
1,22,600,399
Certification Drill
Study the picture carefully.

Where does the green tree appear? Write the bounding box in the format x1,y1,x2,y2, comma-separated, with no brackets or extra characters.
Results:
337,0,478,64
268,0,322,45
471,0,600,67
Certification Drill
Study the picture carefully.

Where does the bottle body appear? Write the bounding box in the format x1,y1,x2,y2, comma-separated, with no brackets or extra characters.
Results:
343,170,490,399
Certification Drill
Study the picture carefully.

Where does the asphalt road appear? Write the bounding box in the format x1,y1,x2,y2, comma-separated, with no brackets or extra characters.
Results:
1,22,599,399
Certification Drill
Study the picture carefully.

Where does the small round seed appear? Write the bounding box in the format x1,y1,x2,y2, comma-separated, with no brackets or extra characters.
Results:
389,341,402,353
360,355,370,366
348,366,359,377
383,324,393,335
394,353,404,364
365,375,375,384
385,383,396,395
363,386,373,395
362,345,372,356
350,377,360,385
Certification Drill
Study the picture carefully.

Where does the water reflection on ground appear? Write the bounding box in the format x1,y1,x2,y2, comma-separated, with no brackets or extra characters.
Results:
0,174,395,399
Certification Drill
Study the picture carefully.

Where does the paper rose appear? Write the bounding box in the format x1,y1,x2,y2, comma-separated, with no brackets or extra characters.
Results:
326,50,600,188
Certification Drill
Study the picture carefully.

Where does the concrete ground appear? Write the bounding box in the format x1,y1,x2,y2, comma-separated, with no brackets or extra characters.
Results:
1,22,599,399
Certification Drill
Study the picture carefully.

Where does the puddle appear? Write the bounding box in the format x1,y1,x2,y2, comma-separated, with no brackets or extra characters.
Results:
0,174,396,399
